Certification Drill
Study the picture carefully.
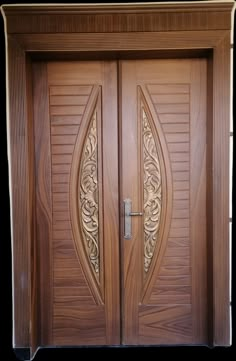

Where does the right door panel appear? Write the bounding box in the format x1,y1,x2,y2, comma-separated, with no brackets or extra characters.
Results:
121,59,208,345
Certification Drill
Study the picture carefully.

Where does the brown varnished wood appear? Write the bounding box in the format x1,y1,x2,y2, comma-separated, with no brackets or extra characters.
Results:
120,61,140,344
139,305,192,344
190,59,208,343
49,63,104,344
3,2,232,34
26,56,38,354
8,36,31,348
32,63,53,345
138,86,173,304
53,306,106,345
3,2,233,14
206,55,214,346
69,85,103,305
212,34,230,345
32,61,120,346
102,61,120,344
1,2,233,353
11,31,228,52
121,59,208,345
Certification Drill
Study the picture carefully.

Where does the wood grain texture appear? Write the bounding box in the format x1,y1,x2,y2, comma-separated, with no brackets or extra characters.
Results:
206,55,214,345
139,86,173,305
3,2,233,34
32,62,52,345
139,305,192,344
102,62,120,344
146,76,191,319
32,61,120,346
2,2,232,351
190,59,208,343
26,56,38,355
53,306,106,345
11,31,228,52
3,2,233,14
69,85,104,303
8,37,31,348
121,59,208,345
212,34,230,346
121,61,141,344
48,66,104,344
146,60,208,344
145,71,192,344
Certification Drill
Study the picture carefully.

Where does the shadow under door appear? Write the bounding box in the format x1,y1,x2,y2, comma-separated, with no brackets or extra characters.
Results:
33,58,208,346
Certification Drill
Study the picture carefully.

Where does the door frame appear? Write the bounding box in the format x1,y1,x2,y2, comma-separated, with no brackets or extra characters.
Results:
1,2,233,356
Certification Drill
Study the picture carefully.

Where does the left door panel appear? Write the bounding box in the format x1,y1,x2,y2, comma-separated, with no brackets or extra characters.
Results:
32,61,120,346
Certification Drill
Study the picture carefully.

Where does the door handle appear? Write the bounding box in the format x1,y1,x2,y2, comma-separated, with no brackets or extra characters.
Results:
124,198,143,239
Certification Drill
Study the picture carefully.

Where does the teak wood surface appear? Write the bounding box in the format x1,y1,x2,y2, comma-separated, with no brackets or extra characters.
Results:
1,2,233,359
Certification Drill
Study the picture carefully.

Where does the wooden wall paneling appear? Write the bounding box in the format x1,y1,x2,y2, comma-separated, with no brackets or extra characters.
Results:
7,36,31,349
212,33,230,346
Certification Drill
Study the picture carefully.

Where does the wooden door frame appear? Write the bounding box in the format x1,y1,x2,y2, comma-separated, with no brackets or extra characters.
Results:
1,2,233,355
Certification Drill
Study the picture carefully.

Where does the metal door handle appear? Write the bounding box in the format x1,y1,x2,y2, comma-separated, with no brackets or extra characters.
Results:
124,198,143,239
130,212,143,216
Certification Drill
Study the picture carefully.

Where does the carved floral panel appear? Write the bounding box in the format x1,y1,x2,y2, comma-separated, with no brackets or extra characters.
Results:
142,107,162,276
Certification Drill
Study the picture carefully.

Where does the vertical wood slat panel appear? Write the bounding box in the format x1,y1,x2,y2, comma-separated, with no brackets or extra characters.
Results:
206,55,214,346
4,5,232,34
213,34,230,345
121,61,140,344
8,37,30,347
103,62,120,344
190,59,208,343
26,56,38,355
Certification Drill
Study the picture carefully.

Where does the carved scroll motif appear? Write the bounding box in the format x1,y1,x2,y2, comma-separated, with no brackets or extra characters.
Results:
142,107,162,275
80,111,99,278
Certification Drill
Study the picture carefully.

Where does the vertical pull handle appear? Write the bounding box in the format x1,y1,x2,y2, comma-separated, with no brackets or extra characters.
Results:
124,198,143,239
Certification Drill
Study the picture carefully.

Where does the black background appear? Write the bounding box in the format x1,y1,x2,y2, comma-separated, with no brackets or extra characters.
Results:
0,1,235,360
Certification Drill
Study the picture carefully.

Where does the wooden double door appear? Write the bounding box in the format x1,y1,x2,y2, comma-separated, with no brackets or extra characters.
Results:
33,58,208,346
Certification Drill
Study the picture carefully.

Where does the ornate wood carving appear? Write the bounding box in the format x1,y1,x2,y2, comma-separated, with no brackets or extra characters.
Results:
2,1,233,351
70,86,103,305
139,86,173,304
142,107,162,276
79,110,99,278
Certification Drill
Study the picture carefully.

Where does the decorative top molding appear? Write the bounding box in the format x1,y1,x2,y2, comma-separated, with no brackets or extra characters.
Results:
1,2,234,34
1,2,234,15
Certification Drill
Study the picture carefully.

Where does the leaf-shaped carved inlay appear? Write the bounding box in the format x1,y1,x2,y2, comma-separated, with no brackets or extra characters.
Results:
79,111,99,278
142,107,162,275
